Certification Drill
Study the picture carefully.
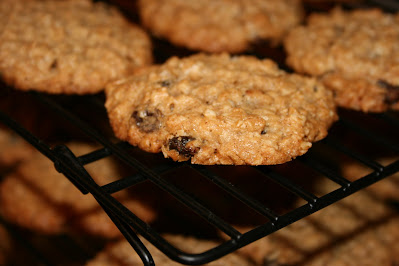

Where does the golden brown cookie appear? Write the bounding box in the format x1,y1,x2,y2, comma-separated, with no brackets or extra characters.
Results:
0,0,152,94
105,53,337,165
137,0,303,53
227,179,399,265
86,234,253,266
0,142,157,237
0,128,34,169
284,8,399,112
0,173,65,234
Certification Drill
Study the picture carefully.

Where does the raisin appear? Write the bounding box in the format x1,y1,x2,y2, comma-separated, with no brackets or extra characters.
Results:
377,80,399,105
261,125,269,135
131,109,162,133
168,136,198,158
131,111,143,123
158,80,171,87
50,59,58,70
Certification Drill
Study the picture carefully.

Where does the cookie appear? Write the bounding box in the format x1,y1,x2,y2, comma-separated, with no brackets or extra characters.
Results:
137,0,303,53
284,8,399,112
225,179,399,265
342,157,399,201
0,142,157,237
0,0,152,94
0,128,34,169
86,234,252,266
105,53,337,165
0,173,65,234
76,199,157,238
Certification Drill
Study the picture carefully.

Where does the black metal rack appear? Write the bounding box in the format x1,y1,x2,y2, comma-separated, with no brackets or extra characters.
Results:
1,87,399,266
1,1,399,265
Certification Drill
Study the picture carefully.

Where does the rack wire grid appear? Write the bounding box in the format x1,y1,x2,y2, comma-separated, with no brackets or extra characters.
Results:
1,1,399,265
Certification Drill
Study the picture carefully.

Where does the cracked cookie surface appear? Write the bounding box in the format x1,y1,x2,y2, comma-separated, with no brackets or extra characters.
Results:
106,54,337,165
0,0,152,94
138,0,303,53
284,8,399,112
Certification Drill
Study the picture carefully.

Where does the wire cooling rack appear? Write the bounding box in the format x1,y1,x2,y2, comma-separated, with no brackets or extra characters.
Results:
1,1,399,265
1,85,399,266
